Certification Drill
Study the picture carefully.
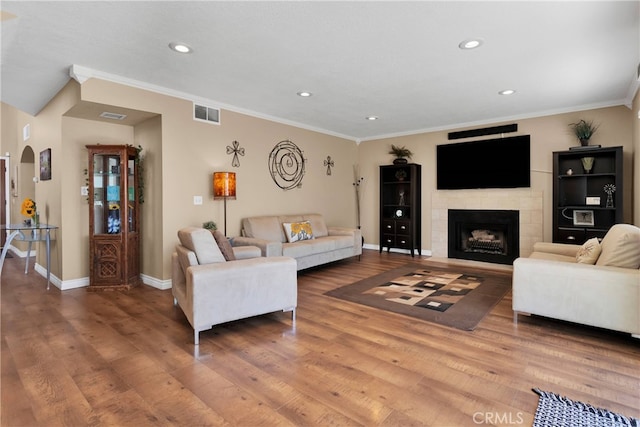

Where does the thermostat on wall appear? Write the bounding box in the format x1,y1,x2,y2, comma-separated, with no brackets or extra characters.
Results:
586,197,601,206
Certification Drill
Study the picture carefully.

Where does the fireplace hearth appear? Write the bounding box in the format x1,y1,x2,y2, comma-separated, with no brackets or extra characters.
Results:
448,209,520,265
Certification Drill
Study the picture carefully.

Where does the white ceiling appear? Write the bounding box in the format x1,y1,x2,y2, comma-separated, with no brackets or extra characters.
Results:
1,1,639,141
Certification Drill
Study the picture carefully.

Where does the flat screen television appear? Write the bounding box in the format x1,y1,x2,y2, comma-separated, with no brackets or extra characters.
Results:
436,135,530,190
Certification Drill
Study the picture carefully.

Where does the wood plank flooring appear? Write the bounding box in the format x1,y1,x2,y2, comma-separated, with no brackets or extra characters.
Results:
2,250,639,426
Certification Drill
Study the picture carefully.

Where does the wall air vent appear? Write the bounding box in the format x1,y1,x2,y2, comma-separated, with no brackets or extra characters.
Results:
99,111,127,120
194,103,220,125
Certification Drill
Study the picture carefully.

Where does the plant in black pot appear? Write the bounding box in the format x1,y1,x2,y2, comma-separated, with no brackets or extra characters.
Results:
389,145,413,165
569,119,599,146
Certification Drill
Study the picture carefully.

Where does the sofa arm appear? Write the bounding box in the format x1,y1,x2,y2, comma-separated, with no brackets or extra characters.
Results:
171,253,187,298
232,236,283,257
329,227,362,252
532,241,581,257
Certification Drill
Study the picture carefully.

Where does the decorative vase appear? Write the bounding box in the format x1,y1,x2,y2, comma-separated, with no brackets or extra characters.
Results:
393,158,408,165
581,157,595,174
579,138,590,147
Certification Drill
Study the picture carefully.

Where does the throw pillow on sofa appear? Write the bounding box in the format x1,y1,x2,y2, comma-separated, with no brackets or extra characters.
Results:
212,230,236,261
595,223,640,269
177,227,226,264
283,221,314,243
575,237,601,264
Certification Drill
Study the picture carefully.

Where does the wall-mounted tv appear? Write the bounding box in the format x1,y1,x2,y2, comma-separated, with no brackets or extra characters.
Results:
436,135,530,190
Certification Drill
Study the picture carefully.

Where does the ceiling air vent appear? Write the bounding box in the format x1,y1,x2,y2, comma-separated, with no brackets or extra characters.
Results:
99,111,127,120
194,103,220,125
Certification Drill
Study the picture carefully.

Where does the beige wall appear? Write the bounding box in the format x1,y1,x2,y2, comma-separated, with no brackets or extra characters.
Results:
1,78,637,287
61,116,135,280
358,106,635,249
76,78,358,283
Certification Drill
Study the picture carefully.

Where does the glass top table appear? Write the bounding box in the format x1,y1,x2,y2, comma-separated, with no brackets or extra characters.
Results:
1,223,58,290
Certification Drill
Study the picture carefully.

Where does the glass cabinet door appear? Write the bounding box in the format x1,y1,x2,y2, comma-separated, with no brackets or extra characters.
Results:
92,153,122,235
127,154,136,232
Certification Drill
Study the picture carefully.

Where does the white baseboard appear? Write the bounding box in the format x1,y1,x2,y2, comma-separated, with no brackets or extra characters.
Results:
30,264,169,291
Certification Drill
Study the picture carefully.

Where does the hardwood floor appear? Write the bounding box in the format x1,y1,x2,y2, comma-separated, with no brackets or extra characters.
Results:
2,250,639,426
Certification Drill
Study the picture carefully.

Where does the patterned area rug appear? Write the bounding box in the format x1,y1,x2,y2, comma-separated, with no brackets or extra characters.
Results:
325,262,511,331
533,389,639,427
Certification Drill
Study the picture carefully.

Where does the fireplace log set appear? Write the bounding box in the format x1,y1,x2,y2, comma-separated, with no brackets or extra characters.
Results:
465,229,505,254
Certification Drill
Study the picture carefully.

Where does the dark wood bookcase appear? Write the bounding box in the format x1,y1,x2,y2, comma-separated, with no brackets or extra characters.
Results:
379,163,421,257
553,146,623,244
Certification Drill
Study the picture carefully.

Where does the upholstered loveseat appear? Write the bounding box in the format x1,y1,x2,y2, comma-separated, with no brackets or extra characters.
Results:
512,223,640,338
232,213,362,270
172,227,297,344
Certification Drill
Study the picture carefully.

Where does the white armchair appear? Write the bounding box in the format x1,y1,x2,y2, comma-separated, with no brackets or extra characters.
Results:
172,227,297,344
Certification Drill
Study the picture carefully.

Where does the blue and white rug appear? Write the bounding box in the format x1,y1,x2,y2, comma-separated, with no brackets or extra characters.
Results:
533,388,639,427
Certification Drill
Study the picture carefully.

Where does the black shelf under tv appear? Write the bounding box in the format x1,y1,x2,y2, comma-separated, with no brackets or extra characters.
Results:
552,146,623,244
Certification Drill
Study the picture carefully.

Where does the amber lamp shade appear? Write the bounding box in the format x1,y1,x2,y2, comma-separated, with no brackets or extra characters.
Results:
213,172,236,199
213,172,236,236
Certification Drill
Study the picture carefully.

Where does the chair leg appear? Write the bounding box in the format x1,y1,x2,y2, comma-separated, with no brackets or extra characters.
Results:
194,330,199,345
173,297,178,306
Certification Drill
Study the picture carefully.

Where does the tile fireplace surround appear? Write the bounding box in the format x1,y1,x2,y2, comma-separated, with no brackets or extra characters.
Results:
431,189,543,261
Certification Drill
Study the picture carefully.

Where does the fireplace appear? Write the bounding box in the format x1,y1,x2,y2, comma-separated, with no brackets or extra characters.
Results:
448,209,519,265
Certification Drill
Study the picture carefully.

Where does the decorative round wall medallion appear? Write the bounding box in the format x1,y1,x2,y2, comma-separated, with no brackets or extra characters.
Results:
268,139,306,190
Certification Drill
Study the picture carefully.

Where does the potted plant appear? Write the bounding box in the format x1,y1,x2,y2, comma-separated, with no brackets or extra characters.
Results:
569,119,599,146
389,145,413,165
203,221,217,231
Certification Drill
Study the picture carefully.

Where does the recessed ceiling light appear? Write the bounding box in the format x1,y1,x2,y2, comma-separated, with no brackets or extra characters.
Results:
297,91,313,97
366,116,379,121
458,38,483,50
169,42,193,54
499,89,516,95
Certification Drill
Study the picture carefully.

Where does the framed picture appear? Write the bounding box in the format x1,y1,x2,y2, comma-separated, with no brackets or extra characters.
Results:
40,148,51,181
573,210,594,226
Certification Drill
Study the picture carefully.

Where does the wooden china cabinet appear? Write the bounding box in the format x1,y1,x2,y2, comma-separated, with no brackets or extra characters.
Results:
87,144,141,290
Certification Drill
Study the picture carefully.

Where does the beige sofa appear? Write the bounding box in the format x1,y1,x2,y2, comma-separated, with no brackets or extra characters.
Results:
233,213,362,270
172,227,297,344
512,223,640,338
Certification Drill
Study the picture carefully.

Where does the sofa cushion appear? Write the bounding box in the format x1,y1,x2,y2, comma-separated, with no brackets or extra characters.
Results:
243,216,285,242
283,221,314,243
212,230,236,261
303,214,329,238
576,237,601,264
177,227,226,264
596,224,640,269
283,238,335,258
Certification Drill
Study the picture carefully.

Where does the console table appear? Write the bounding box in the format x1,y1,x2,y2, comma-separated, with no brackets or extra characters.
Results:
0,223,58,290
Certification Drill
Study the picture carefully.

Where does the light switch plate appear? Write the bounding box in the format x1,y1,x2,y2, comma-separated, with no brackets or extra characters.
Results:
81,186,89,196
193,196,203,205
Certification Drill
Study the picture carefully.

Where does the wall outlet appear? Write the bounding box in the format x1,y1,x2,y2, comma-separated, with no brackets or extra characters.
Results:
193,196,203,205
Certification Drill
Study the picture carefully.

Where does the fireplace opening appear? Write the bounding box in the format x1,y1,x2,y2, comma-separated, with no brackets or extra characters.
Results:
448,209,519,265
